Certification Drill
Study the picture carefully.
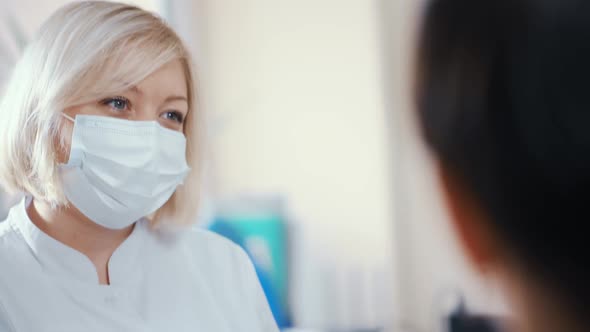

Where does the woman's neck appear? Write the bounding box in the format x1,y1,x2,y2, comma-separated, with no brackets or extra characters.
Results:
27,199,134,285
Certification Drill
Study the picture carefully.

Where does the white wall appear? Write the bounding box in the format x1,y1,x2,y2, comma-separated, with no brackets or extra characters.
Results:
203,0,394,267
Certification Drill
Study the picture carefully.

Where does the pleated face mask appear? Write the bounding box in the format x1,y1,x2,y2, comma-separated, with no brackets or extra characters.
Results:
59,114,191,229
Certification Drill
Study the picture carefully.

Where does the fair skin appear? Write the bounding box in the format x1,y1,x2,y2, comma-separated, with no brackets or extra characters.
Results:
437,165,584,332
27,60,189,285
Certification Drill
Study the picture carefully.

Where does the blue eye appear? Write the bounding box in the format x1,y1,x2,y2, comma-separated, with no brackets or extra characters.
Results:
101,97,130,111
163,111,184,123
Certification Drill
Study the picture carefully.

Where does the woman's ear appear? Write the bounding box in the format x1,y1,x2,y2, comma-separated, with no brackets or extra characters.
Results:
435,162,500,273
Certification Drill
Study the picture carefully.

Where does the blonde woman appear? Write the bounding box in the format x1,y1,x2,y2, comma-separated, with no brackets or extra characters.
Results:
0,2,278,331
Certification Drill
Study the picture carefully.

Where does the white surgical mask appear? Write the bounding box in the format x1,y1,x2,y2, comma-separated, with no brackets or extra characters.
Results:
59,114,190,229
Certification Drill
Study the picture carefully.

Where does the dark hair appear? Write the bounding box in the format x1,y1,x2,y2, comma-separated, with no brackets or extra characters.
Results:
416,0,590,320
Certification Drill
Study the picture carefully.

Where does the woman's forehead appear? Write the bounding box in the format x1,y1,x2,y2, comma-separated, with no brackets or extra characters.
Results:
133,60,188,99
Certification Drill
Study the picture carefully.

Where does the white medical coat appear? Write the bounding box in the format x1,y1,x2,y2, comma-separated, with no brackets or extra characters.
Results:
0,198,279,332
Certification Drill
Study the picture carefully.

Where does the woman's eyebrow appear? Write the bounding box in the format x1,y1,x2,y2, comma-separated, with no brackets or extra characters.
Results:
127,84,187,103
164,95,188,103
129,85,143,95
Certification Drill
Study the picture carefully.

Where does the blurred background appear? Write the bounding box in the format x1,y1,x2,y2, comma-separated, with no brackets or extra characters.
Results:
0,1,509,331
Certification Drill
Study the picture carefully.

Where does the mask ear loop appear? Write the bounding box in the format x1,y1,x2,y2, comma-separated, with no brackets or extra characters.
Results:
59,113,80,168
62,113,75,122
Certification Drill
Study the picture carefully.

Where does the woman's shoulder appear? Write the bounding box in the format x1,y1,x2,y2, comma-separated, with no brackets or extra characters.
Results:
183,228,252,268
142,225,257,298
0,199,34,257
185,227,240,250
0,218,15,242
0,214,29,257
0,210,46,289
142,222,252,271
0,221,17,259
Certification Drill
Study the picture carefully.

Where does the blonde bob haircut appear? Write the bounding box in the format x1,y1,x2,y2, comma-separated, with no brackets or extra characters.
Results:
0,1,201,227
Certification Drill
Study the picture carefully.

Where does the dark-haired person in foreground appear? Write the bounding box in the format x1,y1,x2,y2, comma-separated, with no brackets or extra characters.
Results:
415,1,590,331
